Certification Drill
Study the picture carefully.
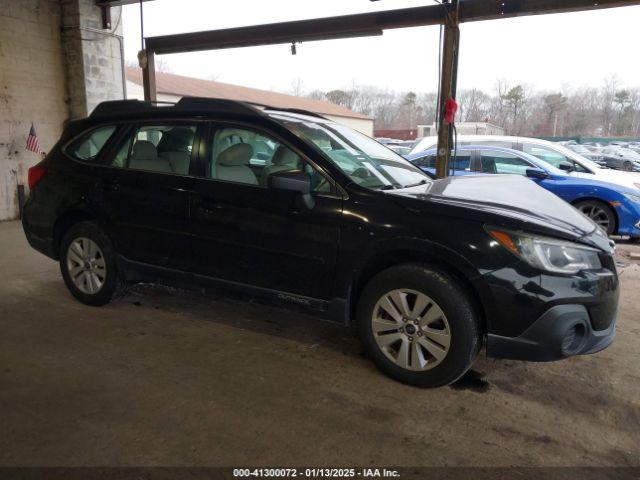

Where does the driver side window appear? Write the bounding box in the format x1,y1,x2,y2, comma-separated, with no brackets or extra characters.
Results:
209,126,333,194
522,144,588,173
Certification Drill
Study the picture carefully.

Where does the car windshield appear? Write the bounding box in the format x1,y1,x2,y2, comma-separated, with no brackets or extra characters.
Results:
570,145,591,154
278,116,431,190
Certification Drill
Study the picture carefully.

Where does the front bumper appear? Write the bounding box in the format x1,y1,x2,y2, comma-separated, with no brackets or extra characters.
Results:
487,304,616,361
479,250,619,362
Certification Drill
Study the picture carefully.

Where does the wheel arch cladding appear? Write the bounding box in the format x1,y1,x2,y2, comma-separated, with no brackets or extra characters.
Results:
53,210,97,259
350,244,487,335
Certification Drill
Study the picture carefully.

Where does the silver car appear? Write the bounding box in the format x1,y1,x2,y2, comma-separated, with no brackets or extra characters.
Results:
600,146,640,172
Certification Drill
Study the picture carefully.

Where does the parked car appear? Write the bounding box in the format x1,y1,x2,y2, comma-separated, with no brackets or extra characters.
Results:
387,144,413,156
566,144,605,165
406,146,640,239
22,98,619,388
599,146,640,172
411,135,640,191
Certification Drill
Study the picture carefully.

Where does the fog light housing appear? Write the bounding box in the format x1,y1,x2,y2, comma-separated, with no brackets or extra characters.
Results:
561,323,587,356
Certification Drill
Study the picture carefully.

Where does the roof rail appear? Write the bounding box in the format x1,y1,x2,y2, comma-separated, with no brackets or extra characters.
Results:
260,106,328,120
90,100,176,118
174,97,265,116
89,97,326,120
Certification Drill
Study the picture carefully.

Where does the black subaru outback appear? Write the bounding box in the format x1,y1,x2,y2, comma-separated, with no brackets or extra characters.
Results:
22,98,619,388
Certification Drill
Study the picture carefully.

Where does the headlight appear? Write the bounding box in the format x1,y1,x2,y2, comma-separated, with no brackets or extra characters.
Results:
624,193,640,203
488,229,602,274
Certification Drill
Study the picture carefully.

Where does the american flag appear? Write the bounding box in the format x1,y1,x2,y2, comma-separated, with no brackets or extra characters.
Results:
25,123,41,154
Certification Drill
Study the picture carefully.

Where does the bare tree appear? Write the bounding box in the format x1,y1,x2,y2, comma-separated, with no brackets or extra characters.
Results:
325,90,355,109
302,76,640,139
543,93,568,136
458,89,491,123
290,78,305,97
601,75,620,136
155,56,172,73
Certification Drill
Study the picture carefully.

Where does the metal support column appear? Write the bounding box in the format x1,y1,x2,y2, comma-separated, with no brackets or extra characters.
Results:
141,50,157,102
435,0,460,179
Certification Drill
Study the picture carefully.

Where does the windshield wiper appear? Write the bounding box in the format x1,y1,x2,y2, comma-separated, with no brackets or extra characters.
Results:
402,180,429,188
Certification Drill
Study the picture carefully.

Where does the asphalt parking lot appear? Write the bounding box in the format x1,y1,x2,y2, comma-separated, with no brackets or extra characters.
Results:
1,219,639,467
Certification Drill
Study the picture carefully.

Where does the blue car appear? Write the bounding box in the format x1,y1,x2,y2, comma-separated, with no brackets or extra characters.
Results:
406,146,640,239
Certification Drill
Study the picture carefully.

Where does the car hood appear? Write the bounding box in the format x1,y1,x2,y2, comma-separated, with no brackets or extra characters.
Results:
585,168,640,190
386,175,611,251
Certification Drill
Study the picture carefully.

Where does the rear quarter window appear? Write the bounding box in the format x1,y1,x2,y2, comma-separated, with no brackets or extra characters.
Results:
66,126,117,162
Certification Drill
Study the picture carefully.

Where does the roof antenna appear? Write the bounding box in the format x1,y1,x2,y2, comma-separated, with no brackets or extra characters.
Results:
290,42,297,55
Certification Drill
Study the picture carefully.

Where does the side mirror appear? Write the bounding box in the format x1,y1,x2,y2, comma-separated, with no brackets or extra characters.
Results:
526,168,550,180
558,162,575,172
267,170,315,209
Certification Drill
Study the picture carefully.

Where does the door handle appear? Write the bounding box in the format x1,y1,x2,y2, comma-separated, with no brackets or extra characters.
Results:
101,180,120,191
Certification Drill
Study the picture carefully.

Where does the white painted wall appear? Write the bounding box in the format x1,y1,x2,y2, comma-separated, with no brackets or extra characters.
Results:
0,0,68,220
325,115,374,137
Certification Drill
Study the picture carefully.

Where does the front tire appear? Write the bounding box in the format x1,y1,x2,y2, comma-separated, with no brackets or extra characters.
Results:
357,264,481,388
60,221,122,306
574,200,616,235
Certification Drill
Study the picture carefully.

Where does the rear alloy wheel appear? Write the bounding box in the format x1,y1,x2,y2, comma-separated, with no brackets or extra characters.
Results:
60,221,123,306
575,200,616,235
357,264,481,388
66,238,107,295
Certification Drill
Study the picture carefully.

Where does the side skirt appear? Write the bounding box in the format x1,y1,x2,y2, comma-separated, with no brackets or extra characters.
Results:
117,256,349,325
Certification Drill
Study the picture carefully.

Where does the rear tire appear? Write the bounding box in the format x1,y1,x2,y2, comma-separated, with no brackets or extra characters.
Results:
356,264,481,388
574,200,616,236
60,221,123,306
623,161,633,172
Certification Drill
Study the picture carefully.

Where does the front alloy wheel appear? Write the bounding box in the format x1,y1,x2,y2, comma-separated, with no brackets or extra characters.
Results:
357,264,481,388
372,289,451,371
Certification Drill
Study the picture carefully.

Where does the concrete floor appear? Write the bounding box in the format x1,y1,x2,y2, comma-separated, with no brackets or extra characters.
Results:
1,219,639,467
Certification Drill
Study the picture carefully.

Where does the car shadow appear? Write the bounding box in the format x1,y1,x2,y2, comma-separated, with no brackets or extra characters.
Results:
116,283,364,359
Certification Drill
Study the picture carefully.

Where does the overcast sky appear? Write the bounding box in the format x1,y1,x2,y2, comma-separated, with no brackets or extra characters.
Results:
121,1,640,96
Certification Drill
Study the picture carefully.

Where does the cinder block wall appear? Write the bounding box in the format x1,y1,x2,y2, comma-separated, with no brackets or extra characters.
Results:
0,0,124,221
61,0,125,118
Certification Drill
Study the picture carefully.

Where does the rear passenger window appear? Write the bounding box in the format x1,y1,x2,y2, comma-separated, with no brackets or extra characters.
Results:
67,126,116,162
117,124,197,175
480,150,531,175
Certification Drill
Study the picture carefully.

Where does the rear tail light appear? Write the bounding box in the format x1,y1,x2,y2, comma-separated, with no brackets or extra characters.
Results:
28,166,47,190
